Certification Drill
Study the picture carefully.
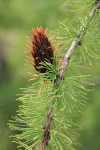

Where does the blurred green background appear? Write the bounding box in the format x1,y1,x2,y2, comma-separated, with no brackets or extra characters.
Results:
0,0,100,150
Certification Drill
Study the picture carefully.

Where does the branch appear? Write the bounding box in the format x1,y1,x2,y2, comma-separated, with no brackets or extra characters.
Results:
40,108,53,150
90,1,100,19
54,1,100,86
38,1,100,150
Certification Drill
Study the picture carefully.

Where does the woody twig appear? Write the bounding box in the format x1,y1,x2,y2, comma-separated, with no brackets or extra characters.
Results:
40,108,53,150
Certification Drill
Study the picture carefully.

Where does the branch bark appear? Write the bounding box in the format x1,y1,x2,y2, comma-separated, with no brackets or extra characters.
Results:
40,108,53,150
54,1,100,86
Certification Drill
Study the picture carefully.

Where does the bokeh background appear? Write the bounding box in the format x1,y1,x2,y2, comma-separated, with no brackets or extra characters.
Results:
0,0,100,150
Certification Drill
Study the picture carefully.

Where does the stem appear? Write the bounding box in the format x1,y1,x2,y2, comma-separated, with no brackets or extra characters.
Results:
89,1,100,20
54,1,100,86
40,108,53,150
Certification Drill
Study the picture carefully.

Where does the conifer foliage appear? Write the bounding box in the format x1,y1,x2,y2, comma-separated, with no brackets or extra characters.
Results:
9,1,100,150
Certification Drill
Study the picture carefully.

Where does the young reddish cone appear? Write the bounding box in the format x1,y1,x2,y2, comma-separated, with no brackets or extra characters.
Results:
30,26,55,73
